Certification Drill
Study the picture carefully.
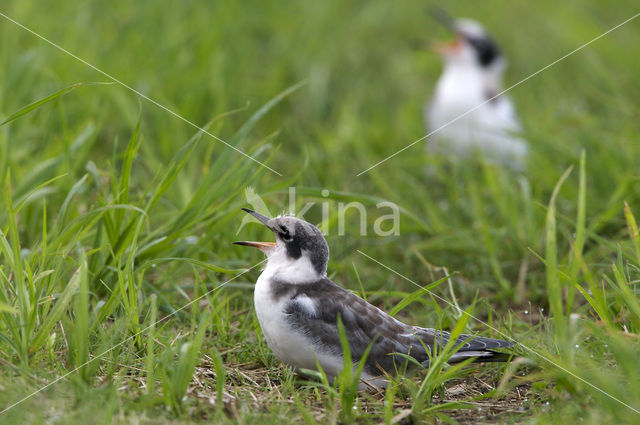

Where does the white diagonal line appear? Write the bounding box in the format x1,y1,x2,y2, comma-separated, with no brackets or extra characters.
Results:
357,11,640,176
0,259,266,415
0,11,283,176
357,250,640,415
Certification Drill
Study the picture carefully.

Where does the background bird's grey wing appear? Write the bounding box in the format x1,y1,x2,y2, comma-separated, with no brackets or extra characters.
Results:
284,278,433,376
491,95,523,132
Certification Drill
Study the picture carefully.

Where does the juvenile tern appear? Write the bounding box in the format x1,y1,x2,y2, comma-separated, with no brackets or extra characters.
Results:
235,209,513,388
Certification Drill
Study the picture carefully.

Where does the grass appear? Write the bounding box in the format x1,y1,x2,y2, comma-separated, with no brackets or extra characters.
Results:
1,0,640,423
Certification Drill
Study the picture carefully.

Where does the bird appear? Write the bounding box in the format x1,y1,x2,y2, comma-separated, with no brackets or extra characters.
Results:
234,208,513,388
425,13,528,170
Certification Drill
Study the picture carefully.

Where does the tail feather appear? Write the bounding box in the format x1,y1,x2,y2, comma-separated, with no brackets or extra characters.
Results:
438,331,514,363
423,328,514,351
449,350,514,364
413,328,515,365
454,333,513,351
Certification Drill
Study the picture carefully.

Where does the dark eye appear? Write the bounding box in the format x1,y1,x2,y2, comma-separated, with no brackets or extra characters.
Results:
280,227,293,241
467,36,499,67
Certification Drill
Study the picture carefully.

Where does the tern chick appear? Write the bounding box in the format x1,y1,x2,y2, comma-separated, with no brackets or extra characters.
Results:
235,209,513,388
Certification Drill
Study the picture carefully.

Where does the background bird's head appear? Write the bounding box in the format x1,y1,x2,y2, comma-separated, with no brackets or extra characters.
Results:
234,209,329,280
432,16,504,72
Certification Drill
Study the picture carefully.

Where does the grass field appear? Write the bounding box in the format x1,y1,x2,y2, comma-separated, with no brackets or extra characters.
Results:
1,0,640,423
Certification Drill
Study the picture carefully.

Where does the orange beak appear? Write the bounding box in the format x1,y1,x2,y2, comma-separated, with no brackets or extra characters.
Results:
429,7,464,56
430,36,464,56
233,241,276,249
234,208,277,251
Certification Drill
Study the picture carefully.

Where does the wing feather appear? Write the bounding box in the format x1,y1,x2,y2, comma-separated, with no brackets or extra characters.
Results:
283,278,431,375
280,277,513,376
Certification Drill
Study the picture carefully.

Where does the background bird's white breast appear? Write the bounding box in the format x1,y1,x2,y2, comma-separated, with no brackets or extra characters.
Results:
426,67,527,166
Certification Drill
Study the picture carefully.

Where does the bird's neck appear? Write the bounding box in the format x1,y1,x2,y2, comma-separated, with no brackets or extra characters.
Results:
438,64,503,101
261,253,324,284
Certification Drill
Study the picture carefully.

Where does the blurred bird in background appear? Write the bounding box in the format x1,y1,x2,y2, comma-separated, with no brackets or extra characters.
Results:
425,11,528,171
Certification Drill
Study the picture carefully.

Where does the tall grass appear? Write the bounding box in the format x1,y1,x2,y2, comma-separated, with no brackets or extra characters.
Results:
1,0,639,423
0,77,302,418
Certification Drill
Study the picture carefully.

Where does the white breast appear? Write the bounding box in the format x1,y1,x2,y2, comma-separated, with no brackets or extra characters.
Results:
426,66,528,169
253,249,390,387
253,263,344,377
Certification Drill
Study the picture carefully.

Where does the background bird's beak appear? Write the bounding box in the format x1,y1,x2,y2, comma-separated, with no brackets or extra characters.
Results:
234,208,276,250
429,37,464,56
428,7,464,56
430,6,455,31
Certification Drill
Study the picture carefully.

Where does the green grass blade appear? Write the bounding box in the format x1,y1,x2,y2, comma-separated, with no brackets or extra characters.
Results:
624,201,640,265
388,274,450,316
145,294,157,395
73,254,90,382
0,81,113,126
30,265,82,351
567,151,587,314
115,109,142,228
546,166,573,341
1,83,83,126
211,348,227,415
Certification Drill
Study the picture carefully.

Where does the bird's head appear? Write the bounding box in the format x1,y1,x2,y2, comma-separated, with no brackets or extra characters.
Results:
234,208,329,279
431,14,504,71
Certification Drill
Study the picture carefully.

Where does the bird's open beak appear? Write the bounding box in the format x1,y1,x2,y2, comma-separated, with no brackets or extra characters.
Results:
233,208,277,250
430,6,455,31
233,241,276,249
428,7,464,56
429,37,464,55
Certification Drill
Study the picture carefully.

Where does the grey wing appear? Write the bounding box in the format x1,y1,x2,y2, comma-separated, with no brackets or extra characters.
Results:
494,96,522,130
284,278,513,376
492,95,530,147
284,280,434,376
